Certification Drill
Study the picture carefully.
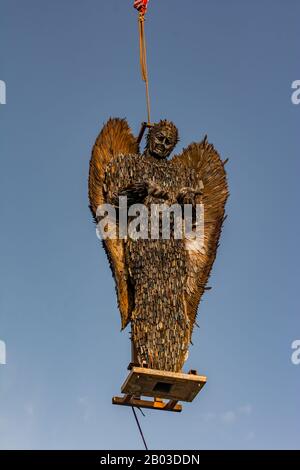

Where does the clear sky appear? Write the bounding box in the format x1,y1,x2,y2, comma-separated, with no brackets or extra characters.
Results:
0,0,299,450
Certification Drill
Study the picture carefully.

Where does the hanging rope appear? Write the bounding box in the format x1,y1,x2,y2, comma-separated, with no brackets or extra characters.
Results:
134,1,151,124
131,406,149,450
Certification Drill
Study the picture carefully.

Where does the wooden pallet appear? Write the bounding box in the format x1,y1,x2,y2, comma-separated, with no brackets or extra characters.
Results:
113,367,207,412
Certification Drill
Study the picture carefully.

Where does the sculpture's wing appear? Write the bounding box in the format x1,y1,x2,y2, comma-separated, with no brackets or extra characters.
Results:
171,137,229,337
89,118,139,329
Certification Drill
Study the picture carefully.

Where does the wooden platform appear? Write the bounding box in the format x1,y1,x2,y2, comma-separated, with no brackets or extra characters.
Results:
112,367,207,412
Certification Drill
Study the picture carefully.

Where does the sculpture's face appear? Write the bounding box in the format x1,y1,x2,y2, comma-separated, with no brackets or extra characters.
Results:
148,123,178,160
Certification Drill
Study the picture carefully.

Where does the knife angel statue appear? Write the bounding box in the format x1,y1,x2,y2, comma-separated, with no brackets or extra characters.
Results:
89,118,228,372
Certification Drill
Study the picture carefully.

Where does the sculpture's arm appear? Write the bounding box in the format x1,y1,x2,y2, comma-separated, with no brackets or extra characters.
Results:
176,186,203,206
109,181,148,207
109,181,169,207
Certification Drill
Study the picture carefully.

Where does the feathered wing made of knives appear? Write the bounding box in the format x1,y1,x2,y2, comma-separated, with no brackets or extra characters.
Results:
89,118,228,372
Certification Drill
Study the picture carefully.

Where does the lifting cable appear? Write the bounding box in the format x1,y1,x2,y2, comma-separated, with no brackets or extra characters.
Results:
134,0,151,125
131,406,149,450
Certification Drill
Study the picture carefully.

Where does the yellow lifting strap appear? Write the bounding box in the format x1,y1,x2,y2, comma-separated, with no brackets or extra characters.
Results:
138,12,151,125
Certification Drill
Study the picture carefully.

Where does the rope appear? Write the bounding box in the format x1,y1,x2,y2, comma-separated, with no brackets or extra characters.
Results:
131,406,149,450
138,13,151,125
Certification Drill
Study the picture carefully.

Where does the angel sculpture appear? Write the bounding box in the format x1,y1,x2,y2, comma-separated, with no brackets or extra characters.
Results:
89,118,228,373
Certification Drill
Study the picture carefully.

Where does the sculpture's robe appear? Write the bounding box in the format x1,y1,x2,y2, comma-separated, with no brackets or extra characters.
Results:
105,153,199,371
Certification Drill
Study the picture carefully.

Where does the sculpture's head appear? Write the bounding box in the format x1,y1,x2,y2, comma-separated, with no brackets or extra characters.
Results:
146,120,179,160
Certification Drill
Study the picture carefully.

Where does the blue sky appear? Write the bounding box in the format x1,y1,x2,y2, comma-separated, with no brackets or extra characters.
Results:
0,0,299,450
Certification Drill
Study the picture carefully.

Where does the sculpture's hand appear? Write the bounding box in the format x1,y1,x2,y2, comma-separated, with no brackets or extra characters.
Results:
147,182,169,200
109,181,149,207
109,181,169,206
177,187,203,205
